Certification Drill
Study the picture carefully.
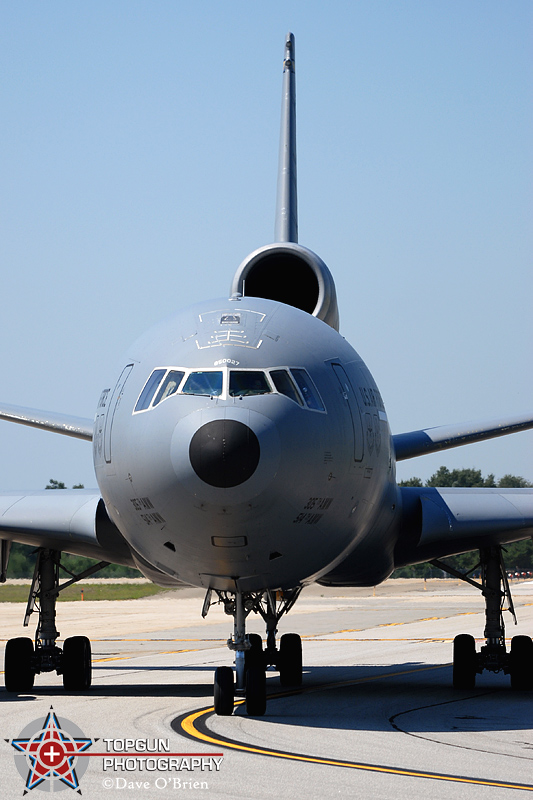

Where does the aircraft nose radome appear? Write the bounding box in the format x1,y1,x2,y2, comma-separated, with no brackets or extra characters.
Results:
189,420,260,488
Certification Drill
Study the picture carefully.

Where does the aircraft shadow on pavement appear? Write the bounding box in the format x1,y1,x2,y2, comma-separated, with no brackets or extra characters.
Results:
0,682,214,701
1,665,221,701
240,662,533,734
2,662,531,735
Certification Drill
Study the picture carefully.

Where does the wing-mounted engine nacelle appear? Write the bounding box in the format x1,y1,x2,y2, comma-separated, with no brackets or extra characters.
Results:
230,242,339,331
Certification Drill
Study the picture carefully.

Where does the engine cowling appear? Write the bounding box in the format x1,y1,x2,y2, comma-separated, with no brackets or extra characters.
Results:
230,242,339,331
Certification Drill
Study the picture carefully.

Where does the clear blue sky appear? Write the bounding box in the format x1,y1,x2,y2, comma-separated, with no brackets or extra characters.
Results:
1,1,531,490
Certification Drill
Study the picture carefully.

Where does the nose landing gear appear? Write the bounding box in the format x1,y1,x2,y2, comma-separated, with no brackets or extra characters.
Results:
206,587,303,716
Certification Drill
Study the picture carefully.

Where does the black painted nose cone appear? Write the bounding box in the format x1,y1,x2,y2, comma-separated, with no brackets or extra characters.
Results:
189,420,260,488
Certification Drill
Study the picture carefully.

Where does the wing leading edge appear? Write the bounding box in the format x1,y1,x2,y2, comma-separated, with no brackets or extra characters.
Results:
0,403,93,441
393,412,533,462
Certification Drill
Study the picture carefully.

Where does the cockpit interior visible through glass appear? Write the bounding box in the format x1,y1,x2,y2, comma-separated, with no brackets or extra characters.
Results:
229,371,271,397
181,371,223,397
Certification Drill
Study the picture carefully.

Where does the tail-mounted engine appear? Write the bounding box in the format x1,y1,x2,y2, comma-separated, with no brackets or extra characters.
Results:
230,242,339,331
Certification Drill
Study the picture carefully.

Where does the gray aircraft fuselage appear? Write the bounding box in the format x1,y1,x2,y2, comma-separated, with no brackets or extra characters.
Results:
93,295,397,593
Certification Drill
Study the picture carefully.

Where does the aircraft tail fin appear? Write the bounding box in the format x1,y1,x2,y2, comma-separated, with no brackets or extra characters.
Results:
230,33,339,331
275,32,298,243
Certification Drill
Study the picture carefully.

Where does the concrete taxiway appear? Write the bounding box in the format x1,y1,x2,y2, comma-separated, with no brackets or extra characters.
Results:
1,579,532,799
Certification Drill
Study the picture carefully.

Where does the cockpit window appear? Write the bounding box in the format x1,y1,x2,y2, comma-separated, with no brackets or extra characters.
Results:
152,370,185,406
134,369,166,412
269,369,303,405
229,371,271,397
134,366,325,412
181,371,223,397
290,369,325,411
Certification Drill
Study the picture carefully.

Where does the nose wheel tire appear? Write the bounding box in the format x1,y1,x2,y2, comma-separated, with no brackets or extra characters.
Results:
510,635,533,690
279,632,302,686
245,633,264,669
452,634,477,689
245,665,266,716
62,636,92,691
4,637,35,693
214,666,234,716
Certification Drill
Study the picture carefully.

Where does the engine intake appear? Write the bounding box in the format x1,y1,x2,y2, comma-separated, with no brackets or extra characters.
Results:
230,242,339,331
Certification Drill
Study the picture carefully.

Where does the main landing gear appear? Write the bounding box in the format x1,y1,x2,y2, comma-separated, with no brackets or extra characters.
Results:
431,546,533,690
3,548,108,693
204,587,303,716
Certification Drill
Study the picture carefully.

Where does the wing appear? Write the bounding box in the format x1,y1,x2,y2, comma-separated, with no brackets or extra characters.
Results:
395,486,533,567
0,490,133,566
0,403,93,440
393,412,533,461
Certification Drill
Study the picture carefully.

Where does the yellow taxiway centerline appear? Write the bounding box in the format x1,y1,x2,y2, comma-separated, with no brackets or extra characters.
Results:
178,664,533,792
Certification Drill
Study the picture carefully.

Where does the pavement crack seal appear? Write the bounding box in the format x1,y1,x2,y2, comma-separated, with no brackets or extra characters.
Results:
390,691,533,763
173,665,533,792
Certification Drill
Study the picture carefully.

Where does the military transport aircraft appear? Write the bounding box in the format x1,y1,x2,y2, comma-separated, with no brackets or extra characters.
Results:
1,33,533,716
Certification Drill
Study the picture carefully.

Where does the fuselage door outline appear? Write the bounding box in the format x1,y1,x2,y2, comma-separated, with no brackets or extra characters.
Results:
104,364,134,464
330,362,364,462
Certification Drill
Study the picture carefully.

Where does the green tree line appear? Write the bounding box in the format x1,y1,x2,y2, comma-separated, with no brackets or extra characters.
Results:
393,468,533,578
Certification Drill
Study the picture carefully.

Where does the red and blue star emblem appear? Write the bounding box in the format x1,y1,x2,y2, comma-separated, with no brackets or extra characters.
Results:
10,707,93,793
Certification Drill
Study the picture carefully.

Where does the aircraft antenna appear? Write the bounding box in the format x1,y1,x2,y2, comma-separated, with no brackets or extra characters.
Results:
275,32,298,243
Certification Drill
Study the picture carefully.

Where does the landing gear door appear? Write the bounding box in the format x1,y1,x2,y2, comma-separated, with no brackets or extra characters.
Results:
104,364,134,464
331,363,364,462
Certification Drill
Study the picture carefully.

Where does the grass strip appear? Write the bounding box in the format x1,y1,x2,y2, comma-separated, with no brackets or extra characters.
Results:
0,584,168,602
